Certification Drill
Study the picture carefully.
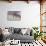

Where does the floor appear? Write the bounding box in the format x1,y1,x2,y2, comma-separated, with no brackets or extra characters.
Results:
0,40,45,46
16,40,46,46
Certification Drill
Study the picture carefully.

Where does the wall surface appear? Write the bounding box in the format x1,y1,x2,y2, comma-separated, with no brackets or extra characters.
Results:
0,1,40,28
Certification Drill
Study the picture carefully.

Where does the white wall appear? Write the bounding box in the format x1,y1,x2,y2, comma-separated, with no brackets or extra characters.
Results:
0,1,40,28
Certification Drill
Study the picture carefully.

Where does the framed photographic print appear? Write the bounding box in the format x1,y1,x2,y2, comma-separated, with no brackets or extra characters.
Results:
7,11,21,21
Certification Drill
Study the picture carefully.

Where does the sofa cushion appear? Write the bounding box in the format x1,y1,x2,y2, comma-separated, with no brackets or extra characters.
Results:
8,27,14,34
8,33,34,43
14,28,21,33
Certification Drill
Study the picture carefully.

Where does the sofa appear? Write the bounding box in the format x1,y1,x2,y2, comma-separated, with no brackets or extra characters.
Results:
3,27,34,43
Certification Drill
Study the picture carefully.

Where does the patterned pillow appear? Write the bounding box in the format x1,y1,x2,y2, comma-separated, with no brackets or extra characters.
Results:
14,28,21,33
8,27,14,34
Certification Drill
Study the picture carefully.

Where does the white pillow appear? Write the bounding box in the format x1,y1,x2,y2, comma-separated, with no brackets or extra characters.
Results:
21,28,27,35
2,29,10,36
